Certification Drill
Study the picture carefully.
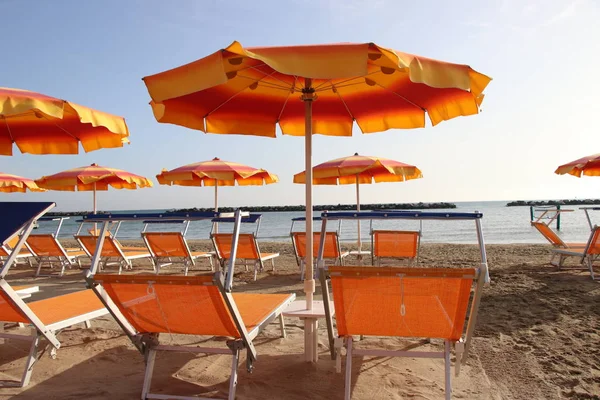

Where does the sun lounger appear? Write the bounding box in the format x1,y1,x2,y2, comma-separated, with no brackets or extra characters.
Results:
89,273,294,399
75,235,151,274
212,233,279,280
142,231,213,275
0,202,109,387
531,221,587,266
291,231,349,280
551,226,600,280
0,236,35,268
371,229,420,266
26,234,88,277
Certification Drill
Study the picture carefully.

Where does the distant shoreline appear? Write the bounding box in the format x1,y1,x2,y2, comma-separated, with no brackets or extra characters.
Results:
506,199,600,207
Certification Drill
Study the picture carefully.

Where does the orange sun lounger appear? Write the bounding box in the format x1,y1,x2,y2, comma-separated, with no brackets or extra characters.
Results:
89,273,295,400
324,266,485,400
531,221,587,266
0,236,35,268
212,233,279,280
142,231,213,275
76,235,151,274
371,229,420,266
26,234,88,277
551,226,600,280
291,231,349,280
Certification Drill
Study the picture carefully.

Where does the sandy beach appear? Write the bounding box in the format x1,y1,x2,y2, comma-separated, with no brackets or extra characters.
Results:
1,240,599,400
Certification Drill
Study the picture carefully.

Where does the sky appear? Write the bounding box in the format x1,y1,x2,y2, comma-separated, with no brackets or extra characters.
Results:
1,0,599,212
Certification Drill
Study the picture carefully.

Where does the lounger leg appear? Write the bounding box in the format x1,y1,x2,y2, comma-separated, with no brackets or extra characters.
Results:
84,320,92,329
228,347,240,400
279,314,286,338
141,348,157,400
271,258,275,272
20,334,40,387
345,337,353,400
587,257,597,280
300,259,305,281
444,340,452,400
253,261,258,281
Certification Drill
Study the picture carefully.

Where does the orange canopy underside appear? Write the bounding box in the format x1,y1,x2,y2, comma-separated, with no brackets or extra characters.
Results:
0,87,130,155
157,157,278,187
293,154,422,185
555,153,600,177
143,41,491,137
36,164,153,191
0,172,45,193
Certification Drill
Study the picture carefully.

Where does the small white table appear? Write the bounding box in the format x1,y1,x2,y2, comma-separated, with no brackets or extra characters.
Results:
283,300,335,363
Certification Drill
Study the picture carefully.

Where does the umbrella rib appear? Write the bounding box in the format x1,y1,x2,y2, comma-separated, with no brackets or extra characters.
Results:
313,71,384,92
236,74,292,91
2,117,14,143
372,81,426,112
40,114,79,140
332,87,355,122
276,76,296,124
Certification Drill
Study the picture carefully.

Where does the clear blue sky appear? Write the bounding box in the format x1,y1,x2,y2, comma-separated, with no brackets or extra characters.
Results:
1,0,599,211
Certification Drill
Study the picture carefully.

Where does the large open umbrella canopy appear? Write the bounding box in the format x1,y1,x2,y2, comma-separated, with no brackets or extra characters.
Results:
0,173,45,193
143,41,491,362
35,163,153,213
293,153,423,251
0,87,130,155
555,154,600,177
156,157,278,212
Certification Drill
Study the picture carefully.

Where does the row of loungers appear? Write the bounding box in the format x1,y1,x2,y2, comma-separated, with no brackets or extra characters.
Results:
1,203,489,399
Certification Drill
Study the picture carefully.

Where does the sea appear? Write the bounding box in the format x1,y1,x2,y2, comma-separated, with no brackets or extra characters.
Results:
35,201,599,245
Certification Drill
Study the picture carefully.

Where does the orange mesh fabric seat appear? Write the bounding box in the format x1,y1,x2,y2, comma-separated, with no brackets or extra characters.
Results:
372,230,419,266
142,231,213,275
212,233,279,280
76,235,151,274
531,222,587,266
551,226,600,280
91,273,295,400
292,231,349,280
0,236,35,268
325,266,485,400
26,234,87,277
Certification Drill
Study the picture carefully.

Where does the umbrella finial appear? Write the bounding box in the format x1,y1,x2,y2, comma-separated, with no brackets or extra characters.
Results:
213,157,220,161
354,152,359,156
91,163,97,166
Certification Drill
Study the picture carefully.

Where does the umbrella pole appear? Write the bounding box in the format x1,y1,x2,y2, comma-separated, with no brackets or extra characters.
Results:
214,180,219,233
302,79,317,363
93,182,97,233
356,175,361,253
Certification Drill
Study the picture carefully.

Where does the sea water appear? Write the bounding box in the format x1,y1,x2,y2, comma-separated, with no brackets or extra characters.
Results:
34,201,600,245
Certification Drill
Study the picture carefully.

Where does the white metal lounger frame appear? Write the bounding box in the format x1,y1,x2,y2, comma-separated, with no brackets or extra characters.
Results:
289,217,342,268
551,225,600,280
0,202,106,387
317,210,490,400
28,233,84,277
84,209,295,400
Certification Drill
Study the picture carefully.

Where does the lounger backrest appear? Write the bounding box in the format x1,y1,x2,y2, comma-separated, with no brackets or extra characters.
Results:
142,232,191,258
26,234,66,257
0,288,29,324
329,266,476,340
94,274,242,337
213,233,259,260
292,232,340,259
0,236,26,257
373,230,419,258
585,227,600,256
531,222,565,247
76,235,124,258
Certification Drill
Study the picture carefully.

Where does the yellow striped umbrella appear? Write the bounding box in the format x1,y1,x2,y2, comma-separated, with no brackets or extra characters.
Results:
142,41,491,351
35,163,153,213
157,157,278,212
294,153,422,251
0,87,130,155
0,172,45,193
555,154,600,177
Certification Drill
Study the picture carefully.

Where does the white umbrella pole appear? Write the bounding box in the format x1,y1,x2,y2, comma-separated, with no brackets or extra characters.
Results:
214,180,219,233
93,182,97,233
356,175,361,252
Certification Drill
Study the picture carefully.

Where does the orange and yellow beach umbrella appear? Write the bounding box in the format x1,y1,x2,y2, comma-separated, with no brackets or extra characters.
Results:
294,153,422,251
555,154,600,177
0,173,45,193
36,164,152,213
157,157,278,212
0,87,130,155
143,41,491,359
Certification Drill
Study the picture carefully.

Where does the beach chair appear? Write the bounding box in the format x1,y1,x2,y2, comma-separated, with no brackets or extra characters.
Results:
0,201,109,387
531,221,587,266
26,234,88,277
75,235,151,274
0,236,35,268
291,231,349,280
212,233,279,280
88,273,295,399
371,230,420,266
551,226,600,280
325,266,485,400
142,231,213,275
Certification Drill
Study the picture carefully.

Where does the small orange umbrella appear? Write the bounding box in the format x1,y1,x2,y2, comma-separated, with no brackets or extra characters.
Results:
0,87,130,155
294,153,423,251
555,154,600,177
36,163,153,213
0,172,45,193
157,157,278,209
